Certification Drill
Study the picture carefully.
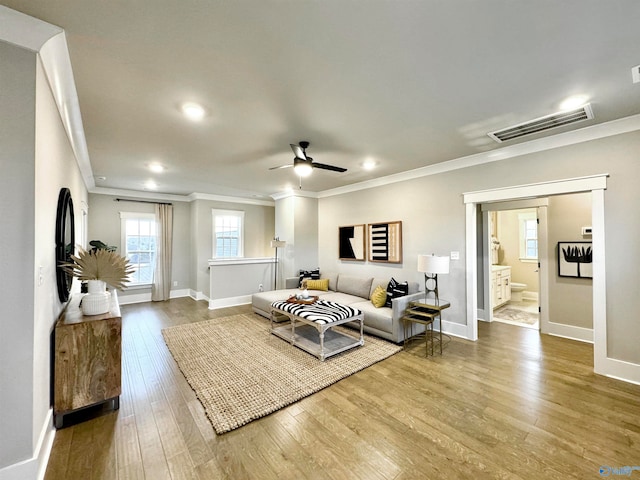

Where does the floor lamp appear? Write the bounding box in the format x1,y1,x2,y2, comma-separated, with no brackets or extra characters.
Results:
270,238,286,290
417,254,450,304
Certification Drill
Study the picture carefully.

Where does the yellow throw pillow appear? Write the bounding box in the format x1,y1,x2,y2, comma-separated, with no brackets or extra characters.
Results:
305,278,329,291
370,284,387,308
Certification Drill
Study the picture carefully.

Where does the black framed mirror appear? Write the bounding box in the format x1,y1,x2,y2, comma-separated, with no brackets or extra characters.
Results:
55,188,75,302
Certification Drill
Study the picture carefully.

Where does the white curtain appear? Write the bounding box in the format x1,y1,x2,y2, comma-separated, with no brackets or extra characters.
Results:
152,203,173,301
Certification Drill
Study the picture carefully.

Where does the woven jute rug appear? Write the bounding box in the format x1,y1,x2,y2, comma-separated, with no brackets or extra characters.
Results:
162,313,401,434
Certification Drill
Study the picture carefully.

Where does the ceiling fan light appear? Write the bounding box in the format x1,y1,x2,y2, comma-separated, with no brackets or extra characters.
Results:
294,163,313,177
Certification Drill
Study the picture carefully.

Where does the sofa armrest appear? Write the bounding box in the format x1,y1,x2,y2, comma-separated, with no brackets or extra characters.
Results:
387,291,425,342
391,291,425,320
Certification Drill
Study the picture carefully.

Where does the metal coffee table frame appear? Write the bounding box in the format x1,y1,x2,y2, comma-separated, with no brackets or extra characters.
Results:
270,303,364,361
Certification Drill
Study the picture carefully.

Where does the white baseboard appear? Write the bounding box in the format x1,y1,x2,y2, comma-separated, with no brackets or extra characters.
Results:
523,291,539,302
208,295,252,310
441,319,471,339
118,288,191,305
477,308,489,322
0,409,55,480
190,290,209,302
597,357,640,385
545,322,593,343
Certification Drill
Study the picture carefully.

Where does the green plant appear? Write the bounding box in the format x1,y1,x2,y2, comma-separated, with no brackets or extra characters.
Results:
88,239,117,253
62,247,134,290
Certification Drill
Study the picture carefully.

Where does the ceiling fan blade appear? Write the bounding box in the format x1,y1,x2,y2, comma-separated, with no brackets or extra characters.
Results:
290,144,306,160
269,164,293,170
312,162,347,173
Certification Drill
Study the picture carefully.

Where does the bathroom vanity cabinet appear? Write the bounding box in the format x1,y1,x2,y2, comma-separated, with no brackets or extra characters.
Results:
491,265,511,309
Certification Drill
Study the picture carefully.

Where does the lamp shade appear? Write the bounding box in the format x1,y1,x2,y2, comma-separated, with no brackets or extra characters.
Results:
417,254,450,274
270,240,286,248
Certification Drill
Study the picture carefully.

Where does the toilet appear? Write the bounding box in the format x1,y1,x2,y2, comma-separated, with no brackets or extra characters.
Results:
510,282,527,302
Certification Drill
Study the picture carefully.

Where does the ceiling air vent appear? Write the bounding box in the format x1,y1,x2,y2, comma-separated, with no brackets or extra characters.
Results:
488,103,594,143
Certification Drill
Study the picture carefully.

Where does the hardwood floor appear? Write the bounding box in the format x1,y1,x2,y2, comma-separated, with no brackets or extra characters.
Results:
45,297,640,479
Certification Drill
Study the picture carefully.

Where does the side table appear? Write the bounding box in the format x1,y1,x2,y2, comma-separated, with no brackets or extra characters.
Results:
402,298,450,356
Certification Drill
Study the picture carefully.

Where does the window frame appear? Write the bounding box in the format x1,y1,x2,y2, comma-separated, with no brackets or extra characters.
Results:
212,209,245,259
120,212,157,288
518,211,538,262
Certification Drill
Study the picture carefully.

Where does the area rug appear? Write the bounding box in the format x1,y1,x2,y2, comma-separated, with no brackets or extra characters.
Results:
493,307,538,325
162,313,401,434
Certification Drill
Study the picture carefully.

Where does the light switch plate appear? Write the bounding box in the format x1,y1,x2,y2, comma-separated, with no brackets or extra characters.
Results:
450,251,460,260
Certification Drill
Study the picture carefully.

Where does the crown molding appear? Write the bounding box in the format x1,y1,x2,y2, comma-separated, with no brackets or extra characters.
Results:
91,187,275,206
270,190,319,201
188,192,274,206
317,113,640,199
90,187,191,202
0,6,61,51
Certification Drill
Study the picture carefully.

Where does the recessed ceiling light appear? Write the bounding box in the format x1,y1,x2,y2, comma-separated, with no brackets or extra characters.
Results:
559,95,589,111
181,102,206,121
144,180,157,190
148,163,165,173
362,158,377,171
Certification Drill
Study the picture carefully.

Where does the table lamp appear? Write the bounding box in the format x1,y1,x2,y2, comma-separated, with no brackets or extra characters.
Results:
417,254,450,304
270,238,286,290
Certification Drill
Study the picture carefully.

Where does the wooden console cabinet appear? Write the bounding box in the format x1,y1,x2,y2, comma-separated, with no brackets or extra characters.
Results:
54,291,121,428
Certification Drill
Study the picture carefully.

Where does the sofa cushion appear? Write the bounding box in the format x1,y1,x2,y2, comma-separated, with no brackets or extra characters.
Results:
320,272,338,291
252,290,293,315
336,275,373,299
319,292,364,306
370,285,387,308
304,278,329,291
369,277,390,299
385,277,409,307
349,301,393,334
299,268,320,287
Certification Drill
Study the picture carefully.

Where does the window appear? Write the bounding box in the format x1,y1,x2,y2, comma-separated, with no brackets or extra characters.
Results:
120,212,156,286
212,209,244,258
518,212,538,261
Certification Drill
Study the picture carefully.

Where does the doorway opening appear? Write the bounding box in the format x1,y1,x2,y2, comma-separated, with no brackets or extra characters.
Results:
482,201,546,331
463,174,608,376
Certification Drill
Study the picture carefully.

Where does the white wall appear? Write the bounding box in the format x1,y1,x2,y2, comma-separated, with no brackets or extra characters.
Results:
319,130,640,365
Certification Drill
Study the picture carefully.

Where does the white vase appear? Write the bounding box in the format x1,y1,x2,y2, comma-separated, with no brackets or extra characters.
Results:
82,280,111,315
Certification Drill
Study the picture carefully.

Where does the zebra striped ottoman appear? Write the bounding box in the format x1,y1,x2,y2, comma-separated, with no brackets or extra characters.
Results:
270,299,364,361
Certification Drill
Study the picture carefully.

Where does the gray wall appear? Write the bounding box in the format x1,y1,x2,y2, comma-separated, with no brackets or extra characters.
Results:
191,199,275,296
0,40,36,470
87,195,275,300
548,192,593,329
87,194,191,299
1,46,88,470
319,130,640,364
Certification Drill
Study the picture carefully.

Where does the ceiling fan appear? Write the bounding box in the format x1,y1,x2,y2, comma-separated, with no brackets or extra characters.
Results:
270,141,347,177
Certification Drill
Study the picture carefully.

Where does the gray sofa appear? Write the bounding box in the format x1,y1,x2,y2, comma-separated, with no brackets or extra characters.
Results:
251,272,423,343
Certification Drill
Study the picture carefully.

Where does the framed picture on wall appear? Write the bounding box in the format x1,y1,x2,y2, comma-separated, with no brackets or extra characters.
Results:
338,224,366,261
368,221,402,263
558,241,593,278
